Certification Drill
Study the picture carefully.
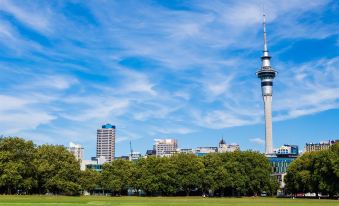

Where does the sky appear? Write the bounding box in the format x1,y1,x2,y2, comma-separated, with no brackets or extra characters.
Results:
0,0,338,158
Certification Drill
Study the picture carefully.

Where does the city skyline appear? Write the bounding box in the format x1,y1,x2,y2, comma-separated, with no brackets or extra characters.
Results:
0,1,338,158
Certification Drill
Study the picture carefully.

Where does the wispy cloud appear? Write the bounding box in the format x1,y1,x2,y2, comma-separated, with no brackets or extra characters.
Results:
0,0,337,154
250,138,265,145
0,0,52,33
273,57,339,120
0,95,56,134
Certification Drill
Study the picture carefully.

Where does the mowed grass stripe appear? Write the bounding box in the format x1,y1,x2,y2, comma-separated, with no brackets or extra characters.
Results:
0,196,337,206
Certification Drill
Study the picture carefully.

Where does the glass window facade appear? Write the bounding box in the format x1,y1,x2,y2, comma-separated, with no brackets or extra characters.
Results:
269,157,296,174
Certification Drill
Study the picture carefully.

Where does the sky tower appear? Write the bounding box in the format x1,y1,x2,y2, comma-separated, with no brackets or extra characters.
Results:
256,15,277,155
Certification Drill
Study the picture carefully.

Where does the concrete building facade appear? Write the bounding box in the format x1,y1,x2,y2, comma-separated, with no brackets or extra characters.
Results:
218,138,240,153
129,152,142,161
305,140,338,152
81,156,106,171
154,138,178,157
67,142,84,161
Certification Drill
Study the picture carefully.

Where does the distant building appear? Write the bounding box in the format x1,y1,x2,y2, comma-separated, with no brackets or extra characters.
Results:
305,140,338,152
129,152,142,161
145,149,156,156
115,156,129,160
176,139,239,157
218,138,240,153
96,124,116,162
270,144,299,175
275,144,298,157
67,142,84,161
178,148,194,154
268,144,299,194
81,156,106,171
195,147,218,157
154,139,178,157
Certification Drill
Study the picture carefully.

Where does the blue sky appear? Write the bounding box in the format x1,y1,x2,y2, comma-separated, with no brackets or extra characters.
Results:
0,0,338,158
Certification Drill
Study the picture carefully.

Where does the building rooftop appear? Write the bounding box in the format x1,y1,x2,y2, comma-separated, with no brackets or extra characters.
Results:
101,123,115,129
219,138,225,145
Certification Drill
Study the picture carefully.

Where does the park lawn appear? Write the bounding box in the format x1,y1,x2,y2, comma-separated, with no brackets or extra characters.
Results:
0,196,337,206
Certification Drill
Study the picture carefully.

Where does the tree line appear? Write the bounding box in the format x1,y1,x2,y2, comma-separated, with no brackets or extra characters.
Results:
0,137,279,196
285,142,339,198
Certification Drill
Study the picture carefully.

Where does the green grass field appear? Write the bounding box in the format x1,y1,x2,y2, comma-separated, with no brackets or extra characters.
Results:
0,196,338,206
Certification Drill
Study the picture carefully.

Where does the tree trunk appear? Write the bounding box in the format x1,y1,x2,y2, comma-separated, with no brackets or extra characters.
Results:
186,189,190,196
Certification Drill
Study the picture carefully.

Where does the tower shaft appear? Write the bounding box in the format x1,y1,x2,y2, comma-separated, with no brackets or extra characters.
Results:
263,96,273,154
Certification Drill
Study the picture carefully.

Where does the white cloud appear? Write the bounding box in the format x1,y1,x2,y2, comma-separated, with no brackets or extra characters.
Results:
250,138,265,145
132,102,182,121
0,20,15,40
0,0,51,33
273,57,339,121
117,68,156,95
173,91,190,100
17,75,79,91
202,74,234,99
193,110,260,129
0,0,338,150
154,127,196,135
60,97,130,122
0,95,56,134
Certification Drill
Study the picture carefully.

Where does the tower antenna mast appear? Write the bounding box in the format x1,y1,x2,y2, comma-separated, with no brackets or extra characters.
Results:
129,140,133,154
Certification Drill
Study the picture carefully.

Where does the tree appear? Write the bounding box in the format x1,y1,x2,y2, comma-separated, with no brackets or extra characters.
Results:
285,153,314,196
101,159,133,195
202,153,226,195
218,151,274,196
241,151,274,196
285,143,339,197
34,145,81,195
156,157,177,195
315,144,339,197
79,169,100,194
171,153,204,196
135,157,161,195
0,137,36,194
331,143,339,178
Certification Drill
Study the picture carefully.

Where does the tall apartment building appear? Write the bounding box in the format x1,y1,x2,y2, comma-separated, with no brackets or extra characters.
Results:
96,124,116,162
67,142,84,161
305,140,338,152
154,138,178,157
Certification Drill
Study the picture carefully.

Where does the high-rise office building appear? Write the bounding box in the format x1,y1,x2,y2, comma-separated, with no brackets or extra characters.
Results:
256,15,277,155
67,142,84,161
154,138,178,157
96,123,116,162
